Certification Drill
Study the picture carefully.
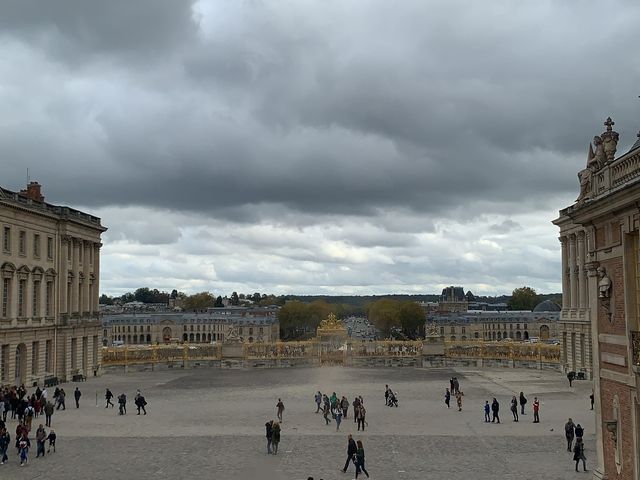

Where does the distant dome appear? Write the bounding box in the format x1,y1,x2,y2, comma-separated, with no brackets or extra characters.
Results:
533,300,561,312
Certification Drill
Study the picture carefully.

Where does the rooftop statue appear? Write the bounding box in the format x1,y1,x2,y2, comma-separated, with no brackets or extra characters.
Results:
576,143,598,204
601,117,619,164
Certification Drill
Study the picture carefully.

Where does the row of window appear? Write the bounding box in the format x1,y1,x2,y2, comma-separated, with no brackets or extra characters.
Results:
111,324,265,335
3,226,54,260
1,278,54,318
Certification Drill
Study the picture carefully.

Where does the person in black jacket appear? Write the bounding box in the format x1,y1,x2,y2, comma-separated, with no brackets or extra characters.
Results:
565,418,575,452
265,420,274,454
519,392,527,415
491,398,500,423
74,388,81,408
341,434,358,473
573,437,587,471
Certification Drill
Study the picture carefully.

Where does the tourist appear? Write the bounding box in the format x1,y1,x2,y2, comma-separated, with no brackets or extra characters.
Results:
340,396,349,418
385,385,390,406
341,434,358,473
565,418,576,452
533,397,540,423
519,391,527,415
352,396,361,423
56,388,66,410
25,402,35,430
105,388,114,408
44,400,54,427
445,388,451,409
276,398,285,422
510,396,519,422
453,377,460,395
0,427,9,464
74,387,81,408
449,378,455,396
491,398,500,423
271,421,281,454
455,391,463,412
118,393,127,415
573,437,587,472
265,419,274,454
35,424,46,458
575,423,584,440
18,431,30,466
315,391,322,413
356,404,366,432
484,401,490,422
590,391,594,410
388,390,399,407
335,410,342,431
323,400,332,425
46,429,56,453
354,439,370,478
567,371,575,387
135,392,147,415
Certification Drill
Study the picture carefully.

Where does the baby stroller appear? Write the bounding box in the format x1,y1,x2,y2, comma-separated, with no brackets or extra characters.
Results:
388,390,399,407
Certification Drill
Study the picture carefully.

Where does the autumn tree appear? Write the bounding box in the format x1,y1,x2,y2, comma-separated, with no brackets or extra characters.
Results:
182,292,215,310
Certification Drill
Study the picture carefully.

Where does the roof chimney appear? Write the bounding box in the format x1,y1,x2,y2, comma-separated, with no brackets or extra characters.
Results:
20,182,44,202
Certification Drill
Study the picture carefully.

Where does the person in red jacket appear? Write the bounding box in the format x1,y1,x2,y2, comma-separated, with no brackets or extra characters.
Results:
533,397,540,423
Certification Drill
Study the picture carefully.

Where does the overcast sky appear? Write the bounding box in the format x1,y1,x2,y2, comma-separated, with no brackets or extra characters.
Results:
2,1,639,297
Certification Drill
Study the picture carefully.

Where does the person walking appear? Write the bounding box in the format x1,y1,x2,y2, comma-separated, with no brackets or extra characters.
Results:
352,396,361,423
135,393,147,415
271,421,281,455
105,389,114,408
340,396,349,419
573,437,587,472
445,388,451,409
355,439,370,478
18,432,30,467
315,392,322,413
56,389,66,410
510,396,519,422
323,400,331,425
335,410,342,431
519,392,527,415
455,391,463,412
533,397,540,423
342,434,358,473
357,404,366,432
491,398,500,423
484,401,491,422
276,399,285,422
567,371,575,387
43,401,53,428
0,427,9,464
46,430,56,453
590,391,594,411
575,423,584,440
265,420,274,454
118,393,127,415
74,387,81,409
35,424,46,458
565,418,576,452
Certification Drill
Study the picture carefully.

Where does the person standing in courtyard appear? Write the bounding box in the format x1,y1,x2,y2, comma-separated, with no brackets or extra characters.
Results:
575,423,584,441
105,388,114,408
335,410,342,431
46,429,56,453
510,395,519,422
135,392,147,415
355,439,370,478
565,418,576,452
56,388,66,410
315,391,322,413
385,385,390,406
35,424,46,458
340,396,349,419
271,421,281,454
265,419,274,454
276,398,284,422
484,401,491,422
74,387,81,408
0,427,9,465
491,398,500,423
455,391,463,412
44,400,54,427
342,434,358,473
590,391,594,410
519,392,527,415
533,397,540,423
445,388,451,409
357,404,366,432
573,437,587,472
323,400,332,425
118,393,127,415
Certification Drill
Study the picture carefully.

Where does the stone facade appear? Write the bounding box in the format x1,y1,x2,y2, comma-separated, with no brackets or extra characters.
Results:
102,307,280,346
0,182,106,385
555,118,640,479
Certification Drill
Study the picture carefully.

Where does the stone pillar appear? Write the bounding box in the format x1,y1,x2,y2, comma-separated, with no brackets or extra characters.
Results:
82,241,90,314
71,238,79,314
59,236,69,314
9,275,18,321
93,243,101,313
568,234,578,310
560,236,570,310
577,231,587,310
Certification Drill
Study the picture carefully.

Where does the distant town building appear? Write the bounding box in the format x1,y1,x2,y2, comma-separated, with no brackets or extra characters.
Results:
0,182,106,384
102,306,279,346
438,286,468,313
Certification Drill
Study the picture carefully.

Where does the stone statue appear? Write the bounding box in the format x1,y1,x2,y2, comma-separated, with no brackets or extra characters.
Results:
593,135,606,169
597,267,612,299
601,117,619,164
426,323,439,336
576,143,598,203
225,324,242,343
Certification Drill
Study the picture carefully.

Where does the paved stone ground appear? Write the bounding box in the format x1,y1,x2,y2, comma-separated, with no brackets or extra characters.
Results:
1,366,595,479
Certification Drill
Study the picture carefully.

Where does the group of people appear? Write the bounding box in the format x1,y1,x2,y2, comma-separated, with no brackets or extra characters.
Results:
264,419,282,454
341,433,369,478
565,418,588,471
478,392,540,423
112,389,148,415
0,383,60,467
314,391,367,431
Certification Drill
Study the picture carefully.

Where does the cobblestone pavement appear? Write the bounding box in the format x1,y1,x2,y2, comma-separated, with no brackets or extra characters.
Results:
1,366,596,479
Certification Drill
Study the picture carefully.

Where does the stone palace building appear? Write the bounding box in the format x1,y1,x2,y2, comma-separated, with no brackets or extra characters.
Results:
555,117,640,479
0,182,106,386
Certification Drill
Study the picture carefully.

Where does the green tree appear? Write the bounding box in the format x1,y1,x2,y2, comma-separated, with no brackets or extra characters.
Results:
99,294,113,305
367,299,400,337
508,286,539,311
214,295,224,307
183,292,215,310
252,292,262,303
398,301,425,339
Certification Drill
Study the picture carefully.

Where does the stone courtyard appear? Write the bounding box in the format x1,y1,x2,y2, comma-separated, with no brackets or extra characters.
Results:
3,366,594,480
